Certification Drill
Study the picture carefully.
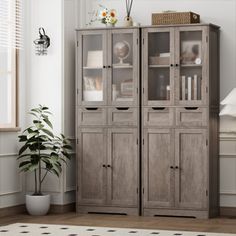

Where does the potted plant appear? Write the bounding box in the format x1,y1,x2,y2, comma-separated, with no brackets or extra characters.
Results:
18,105,72,215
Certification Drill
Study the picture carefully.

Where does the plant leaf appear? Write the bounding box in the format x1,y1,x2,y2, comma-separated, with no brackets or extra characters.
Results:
42,129,54,138
43,118,53,129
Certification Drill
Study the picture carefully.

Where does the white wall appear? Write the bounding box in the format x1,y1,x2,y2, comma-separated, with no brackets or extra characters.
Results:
25,0,77,205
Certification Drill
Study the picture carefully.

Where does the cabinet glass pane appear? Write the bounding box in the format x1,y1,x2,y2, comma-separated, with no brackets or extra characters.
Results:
82,34,104,102
112,33,133,102
148,32,171,101
148,68,170,101
179,31,202,101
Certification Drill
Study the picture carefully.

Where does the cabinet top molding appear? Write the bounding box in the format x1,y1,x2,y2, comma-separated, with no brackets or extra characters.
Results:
76,23,220,31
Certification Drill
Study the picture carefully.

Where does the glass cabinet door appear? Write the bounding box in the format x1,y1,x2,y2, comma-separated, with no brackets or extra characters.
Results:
143,28,174,106
78,31,107,105
108,29,139,106
176,27,207,105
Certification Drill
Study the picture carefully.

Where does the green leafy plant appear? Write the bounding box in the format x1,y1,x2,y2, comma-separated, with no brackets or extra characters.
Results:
18,105,72,196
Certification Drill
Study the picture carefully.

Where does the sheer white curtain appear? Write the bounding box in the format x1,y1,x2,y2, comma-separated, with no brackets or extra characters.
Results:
0,0,23,49
0,0,22,128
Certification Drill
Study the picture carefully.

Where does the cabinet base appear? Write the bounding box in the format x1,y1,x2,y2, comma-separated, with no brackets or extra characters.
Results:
143,208,209,219
77,205,139,216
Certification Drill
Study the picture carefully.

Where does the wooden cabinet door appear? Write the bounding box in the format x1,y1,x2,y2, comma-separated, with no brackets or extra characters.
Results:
174,26,208,106
77,30,107,106
142,28,175,106
77,128,107,205
108,29,140,106
175,129,208,210
107,128,139,207
143,128,175,208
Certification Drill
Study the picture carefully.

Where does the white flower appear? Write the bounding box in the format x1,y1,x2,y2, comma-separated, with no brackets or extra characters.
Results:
99,9,108,19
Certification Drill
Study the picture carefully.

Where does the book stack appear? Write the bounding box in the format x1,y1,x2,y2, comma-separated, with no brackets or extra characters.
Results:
181,75,201,100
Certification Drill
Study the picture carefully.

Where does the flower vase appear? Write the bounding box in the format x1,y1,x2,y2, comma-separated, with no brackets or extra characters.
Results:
124,16,133,27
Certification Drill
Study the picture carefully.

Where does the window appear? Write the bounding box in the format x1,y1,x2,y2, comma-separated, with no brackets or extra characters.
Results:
0,47,16,128
0,0,22,129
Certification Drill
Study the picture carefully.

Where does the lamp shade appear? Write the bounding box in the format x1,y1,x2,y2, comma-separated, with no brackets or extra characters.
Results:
221,88,236,105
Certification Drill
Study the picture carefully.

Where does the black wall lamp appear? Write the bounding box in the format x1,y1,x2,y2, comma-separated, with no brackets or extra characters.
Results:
34,27,50,55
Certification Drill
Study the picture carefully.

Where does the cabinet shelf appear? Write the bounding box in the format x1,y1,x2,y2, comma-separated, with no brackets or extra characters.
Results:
112,65,133,69
83,67,103,70
180,64,202,68
149,65,170,68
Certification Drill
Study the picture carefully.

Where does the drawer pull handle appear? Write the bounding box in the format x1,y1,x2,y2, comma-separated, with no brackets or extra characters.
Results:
85,107,98,111
116,107,129,111
184,107,199,110
152,107,166,110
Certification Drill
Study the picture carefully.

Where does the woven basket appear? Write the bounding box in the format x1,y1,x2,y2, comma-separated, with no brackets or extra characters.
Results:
152,12,200,25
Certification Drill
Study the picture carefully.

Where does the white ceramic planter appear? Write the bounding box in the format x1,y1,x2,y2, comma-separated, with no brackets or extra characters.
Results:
26,194,50,216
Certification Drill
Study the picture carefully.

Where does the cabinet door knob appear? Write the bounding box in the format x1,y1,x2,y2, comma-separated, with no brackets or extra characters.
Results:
103,65,106,68
107,65,112,68
170,166,174,169
175,64,179,67
102,164,107,168
170,64,174,67
107,164,111,168
175,166,179,169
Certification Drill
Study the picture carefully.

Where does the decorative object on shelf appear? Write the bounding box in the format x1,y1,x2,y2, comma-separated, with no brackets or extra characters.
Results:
83,76,103,101
18,105,72,215
86,50,103,68
166,85,170,100
113,41,130,65
220,88,236,117
181,74,201,101
180,40,201,65
112,84,119,100
149,52,170,65
33,28,50,55
99,5,118,26
124,0,134,27
152,11,200,25
121,79,133,96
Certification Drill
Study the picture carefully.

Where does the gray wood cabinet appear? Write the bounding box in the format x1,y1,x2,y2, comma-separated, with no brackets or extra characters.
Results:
76,24,219,219
76,27,140,215
142,24,220,219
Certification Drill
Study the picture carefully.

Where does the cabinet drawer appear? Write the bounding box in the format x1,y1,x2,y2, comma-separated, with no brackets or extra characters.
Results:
78,107,106,126
143,107,174,126
176,107,207,127
108,107,138,126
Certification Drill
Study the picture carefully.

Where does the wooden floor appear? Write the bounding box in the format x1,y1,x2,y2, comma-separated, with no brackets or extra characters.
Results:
1,212,236,234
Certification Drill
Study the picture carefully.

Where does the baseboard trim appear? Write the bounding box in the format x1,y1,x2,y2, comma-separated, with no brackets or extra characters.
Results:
0,203,76,218
0,205,26,218
1,204,234,218
220,207,236,217
50,203,76,214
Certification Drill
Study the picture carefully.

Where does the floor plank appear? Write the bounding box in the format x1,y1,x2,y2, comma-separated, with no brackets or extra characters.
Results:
0,212,236,234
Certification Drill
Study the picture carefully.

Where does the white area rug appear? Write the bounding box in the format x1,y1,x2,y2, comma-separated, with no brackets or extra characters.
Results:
0,223,234,236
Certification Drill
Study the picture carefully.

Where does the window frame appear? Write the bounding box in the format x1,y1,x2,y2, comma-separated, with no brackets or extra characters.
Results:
0,48,19,131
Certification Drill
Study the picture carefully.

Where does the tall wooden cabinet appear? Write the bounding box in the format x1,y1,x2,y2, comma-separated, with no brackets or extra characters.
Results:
76,27,140,215
76,24,220,218
141,24,220,218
